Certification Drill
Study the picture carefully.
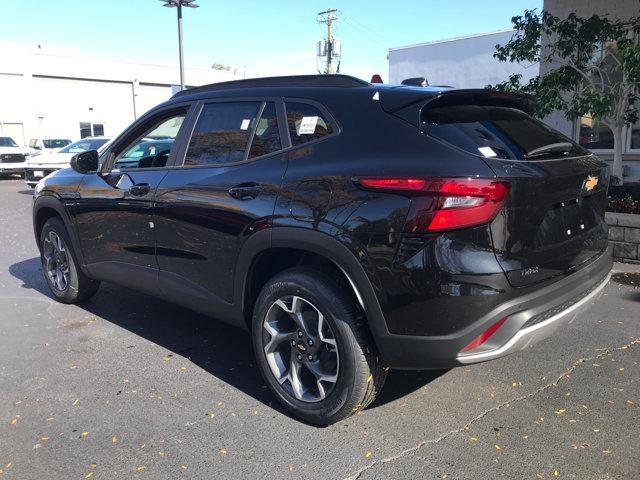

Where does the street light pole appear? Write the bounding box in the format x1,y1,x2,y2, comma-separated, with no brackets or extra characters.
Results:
159,0,199,91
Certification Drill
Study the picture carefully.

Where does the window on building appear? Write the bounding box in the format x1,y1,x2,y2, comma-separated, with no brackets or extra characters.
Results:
184,102,261,166
285,102,334,146
80,122,92,139
80,122,105,139
92,124,104,136
578,116,614,150
629,121,640,151
248,102,282,159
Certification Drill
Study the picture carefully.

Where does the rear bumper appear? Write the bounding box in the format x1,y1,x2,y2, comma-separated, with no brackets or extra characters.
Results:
376,248,612,369
0,162,27,173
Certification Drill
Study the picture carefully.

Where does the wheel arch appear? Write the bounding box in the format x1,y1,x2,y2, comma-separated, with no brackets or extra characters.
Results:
33,195,87,269
235,228,389,342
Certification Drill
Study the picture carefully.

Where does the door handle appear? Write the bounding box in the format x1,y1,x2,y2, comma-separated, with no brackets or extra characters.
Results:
129,183,151,196
228,183,260,200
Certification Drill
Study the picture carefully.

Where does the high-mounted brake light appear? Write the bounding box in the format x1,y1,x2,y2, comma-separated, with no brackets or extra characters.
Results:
355,177,510,231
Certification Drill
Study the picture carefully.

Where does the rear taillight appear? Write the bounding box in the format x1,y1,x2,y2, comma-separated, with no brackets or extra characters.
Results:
355,177,510,232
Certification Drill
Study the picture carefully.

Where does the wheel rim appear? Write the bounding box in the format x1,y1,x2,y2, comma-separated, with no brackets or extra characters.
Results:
42,231,70,292
262,295,339,403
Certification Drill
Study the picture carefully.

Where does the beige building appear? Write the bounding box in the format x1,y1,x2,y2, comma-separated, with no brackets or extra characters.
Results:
541,0,640,182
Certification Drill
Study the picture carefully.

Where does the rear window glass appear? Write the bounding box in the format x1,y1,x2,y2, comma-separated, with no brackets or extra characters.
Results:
421,106,588,160
286,102,334,146
248,102,282,159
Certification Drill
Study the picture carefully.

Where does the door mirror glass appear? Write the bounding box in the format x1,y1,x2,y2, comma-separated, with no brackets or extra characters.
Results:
70,150,100,174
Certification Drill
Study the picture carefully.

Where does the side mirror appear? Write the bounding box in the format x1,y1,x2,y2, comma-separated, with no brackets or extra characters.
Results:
70,150,99,174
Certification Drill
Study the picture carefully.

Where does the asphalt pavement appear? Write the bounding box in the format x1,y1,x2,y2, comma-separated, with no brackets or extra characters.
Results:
0,177,638,479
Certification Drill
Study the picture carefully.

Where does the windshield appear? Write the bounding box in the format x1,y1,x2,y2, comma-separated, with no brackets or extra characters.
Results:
0,137,18,147
59,138,109,154
43,139,71,149
421,106,589,160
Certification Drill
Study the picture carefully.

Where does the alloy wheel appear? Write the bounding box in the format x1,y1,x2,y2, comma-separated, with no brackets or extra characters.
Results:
43,231,70,292
262,295,339,402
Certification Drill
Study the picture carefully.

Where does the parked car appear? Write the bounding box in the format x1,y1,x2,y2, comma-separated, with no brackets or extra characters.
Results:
28,138,72,157
0,136,28,177
32,75,612,425
24,137,112,187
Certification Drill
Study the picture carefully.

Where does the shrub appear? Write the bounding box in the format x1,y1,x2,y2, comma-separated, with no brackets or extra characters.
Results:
607,194,640,214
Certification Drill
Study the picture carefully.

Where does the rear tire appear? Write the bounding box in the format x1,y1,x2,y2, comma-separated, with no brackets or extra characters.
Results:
40,217,100,303
252,267,386,425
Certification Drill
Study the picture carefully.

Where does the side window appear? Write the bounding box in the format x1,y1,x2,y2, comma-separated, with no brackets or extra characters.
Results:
285,102,334,146
113,113,185,169
248,102,282,159
184,102,260,166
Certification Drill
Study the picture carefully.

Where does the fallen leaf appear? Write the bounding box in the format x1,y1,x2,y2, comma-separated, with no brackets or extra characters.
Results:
90,463,97,468
159,451,165,457
40,436,49,441
81,431,89,437
603,449,612,454
494,444,501,450
593,429,600,432
84,473,94,479
288,464,294,472
469,437,478,442
619,368,625,372
72,399,79,406
365,451,372,458
555,409,566,415
181,465,188,470
626,400,634,406
219,448,228,455
135,466,146,472
112,436,118,444
554,469,559,476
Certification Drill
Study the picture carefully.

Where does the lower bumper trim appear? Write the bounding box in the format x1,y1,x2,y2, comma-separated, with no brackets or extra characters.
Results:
456,272,610,364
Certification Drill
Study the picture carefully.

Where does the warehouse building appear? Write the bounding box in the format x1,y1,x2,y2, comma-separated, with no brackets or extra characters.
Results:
0,44,236,146
387,29,537,88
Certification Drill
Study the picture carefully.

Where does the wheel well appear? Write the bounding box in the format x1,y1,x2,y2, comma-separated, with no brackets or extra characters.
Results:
35,207,62,242
243,247,362,329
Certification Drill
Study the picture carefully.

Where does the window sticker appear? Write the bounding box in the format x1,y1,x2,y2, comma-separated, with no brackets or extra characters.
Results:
478,146,497,158
298,116,319,135
240,119,251,130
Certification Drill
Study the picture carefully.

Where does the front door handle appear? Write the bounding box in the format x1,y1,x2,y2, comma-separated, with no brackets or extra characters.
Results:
228,183,260,200
129,183,151,196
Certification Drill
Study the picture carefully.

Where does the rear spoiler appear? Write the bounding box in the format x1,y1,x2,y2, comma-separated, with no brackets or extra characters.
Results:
380,88,536,125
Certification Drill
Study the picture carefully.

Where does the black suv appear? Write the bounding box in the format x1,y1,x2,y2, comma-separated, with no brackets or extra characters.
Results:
32,75,612,425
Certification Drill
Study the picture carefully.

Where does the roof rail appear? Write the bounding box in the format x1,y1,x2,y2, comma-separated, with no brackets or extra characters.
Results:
172,74,370,98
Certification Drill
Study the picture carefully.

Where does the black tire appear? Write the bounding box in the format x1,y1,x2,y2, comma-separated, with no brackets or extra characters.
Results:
252,267,386,425
40,217,100,303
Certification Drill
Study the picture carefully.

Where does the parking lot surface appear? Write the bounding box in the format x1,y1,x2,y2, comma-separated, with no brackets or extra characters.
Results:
0,177,638,479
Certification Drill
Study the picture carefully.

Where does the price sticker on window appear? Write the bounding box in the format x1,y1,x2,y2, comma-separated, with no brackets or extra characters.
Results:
240,119,251,130
298,116,319,135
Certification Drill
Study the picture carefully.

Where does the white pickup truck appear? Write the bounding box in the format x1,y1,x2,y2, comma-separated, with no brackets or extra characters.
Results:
0,137,28,177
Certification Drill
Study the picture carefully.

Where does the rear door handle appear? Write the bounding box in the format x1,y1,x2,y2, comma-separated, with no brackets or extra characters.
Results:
228,183,260,200
129,183,151,196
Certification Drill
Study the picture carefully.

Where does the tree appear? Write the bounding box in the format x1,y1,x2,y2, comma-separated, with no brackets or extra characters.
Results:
489,10,640,184
211,63,231,71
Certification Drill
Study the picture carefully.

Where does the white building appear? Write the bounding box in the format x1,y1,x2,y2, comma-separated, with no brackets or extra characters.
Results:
388,30,537,88
0,44,237,146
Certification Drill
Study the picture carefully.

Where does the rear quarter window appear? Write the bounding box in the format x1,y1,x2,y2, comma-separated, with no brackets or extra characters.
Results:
285,102,334,146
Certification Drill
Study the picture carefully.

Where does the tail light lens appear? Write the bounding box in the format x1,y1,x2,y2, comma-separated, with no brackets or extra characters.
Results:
355,177,510,232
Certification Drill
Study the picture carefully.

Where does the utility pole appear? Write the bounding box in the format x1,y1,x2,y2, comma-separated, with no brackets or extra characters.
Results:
317,8,338,74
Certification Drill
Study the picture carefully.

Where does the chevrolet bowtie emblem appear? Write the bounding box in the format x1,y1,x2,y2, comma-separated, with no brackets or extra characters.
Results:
584,176,598,191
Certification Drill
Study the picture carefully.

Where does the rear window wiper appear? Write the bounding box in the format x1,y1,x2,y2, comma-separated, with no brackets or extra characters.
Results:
525,142,574,160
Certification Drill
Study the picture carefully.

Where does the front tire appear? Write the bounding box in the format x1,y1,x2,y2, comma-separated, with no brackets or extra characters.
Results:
40,217,100,303
252,267,386,425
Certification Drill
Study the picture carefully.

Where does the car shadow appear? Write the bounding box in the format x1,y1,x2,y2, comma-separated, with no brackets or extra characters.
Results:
9,257,445,421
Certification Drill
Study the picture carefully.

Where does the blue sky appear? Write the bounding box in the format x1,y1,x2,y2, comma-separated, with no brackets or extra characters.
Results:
3,0,541,79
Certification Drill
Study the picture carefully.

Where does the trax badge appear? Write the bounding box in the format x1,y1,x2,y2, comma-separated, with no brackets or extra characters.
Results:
583,176,598,192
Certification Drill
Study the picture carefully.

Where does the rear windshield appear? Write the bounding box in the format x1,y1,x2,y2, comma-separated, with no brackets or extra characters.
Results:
421,105,589,160
43,139,71,148
0,137,18,147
